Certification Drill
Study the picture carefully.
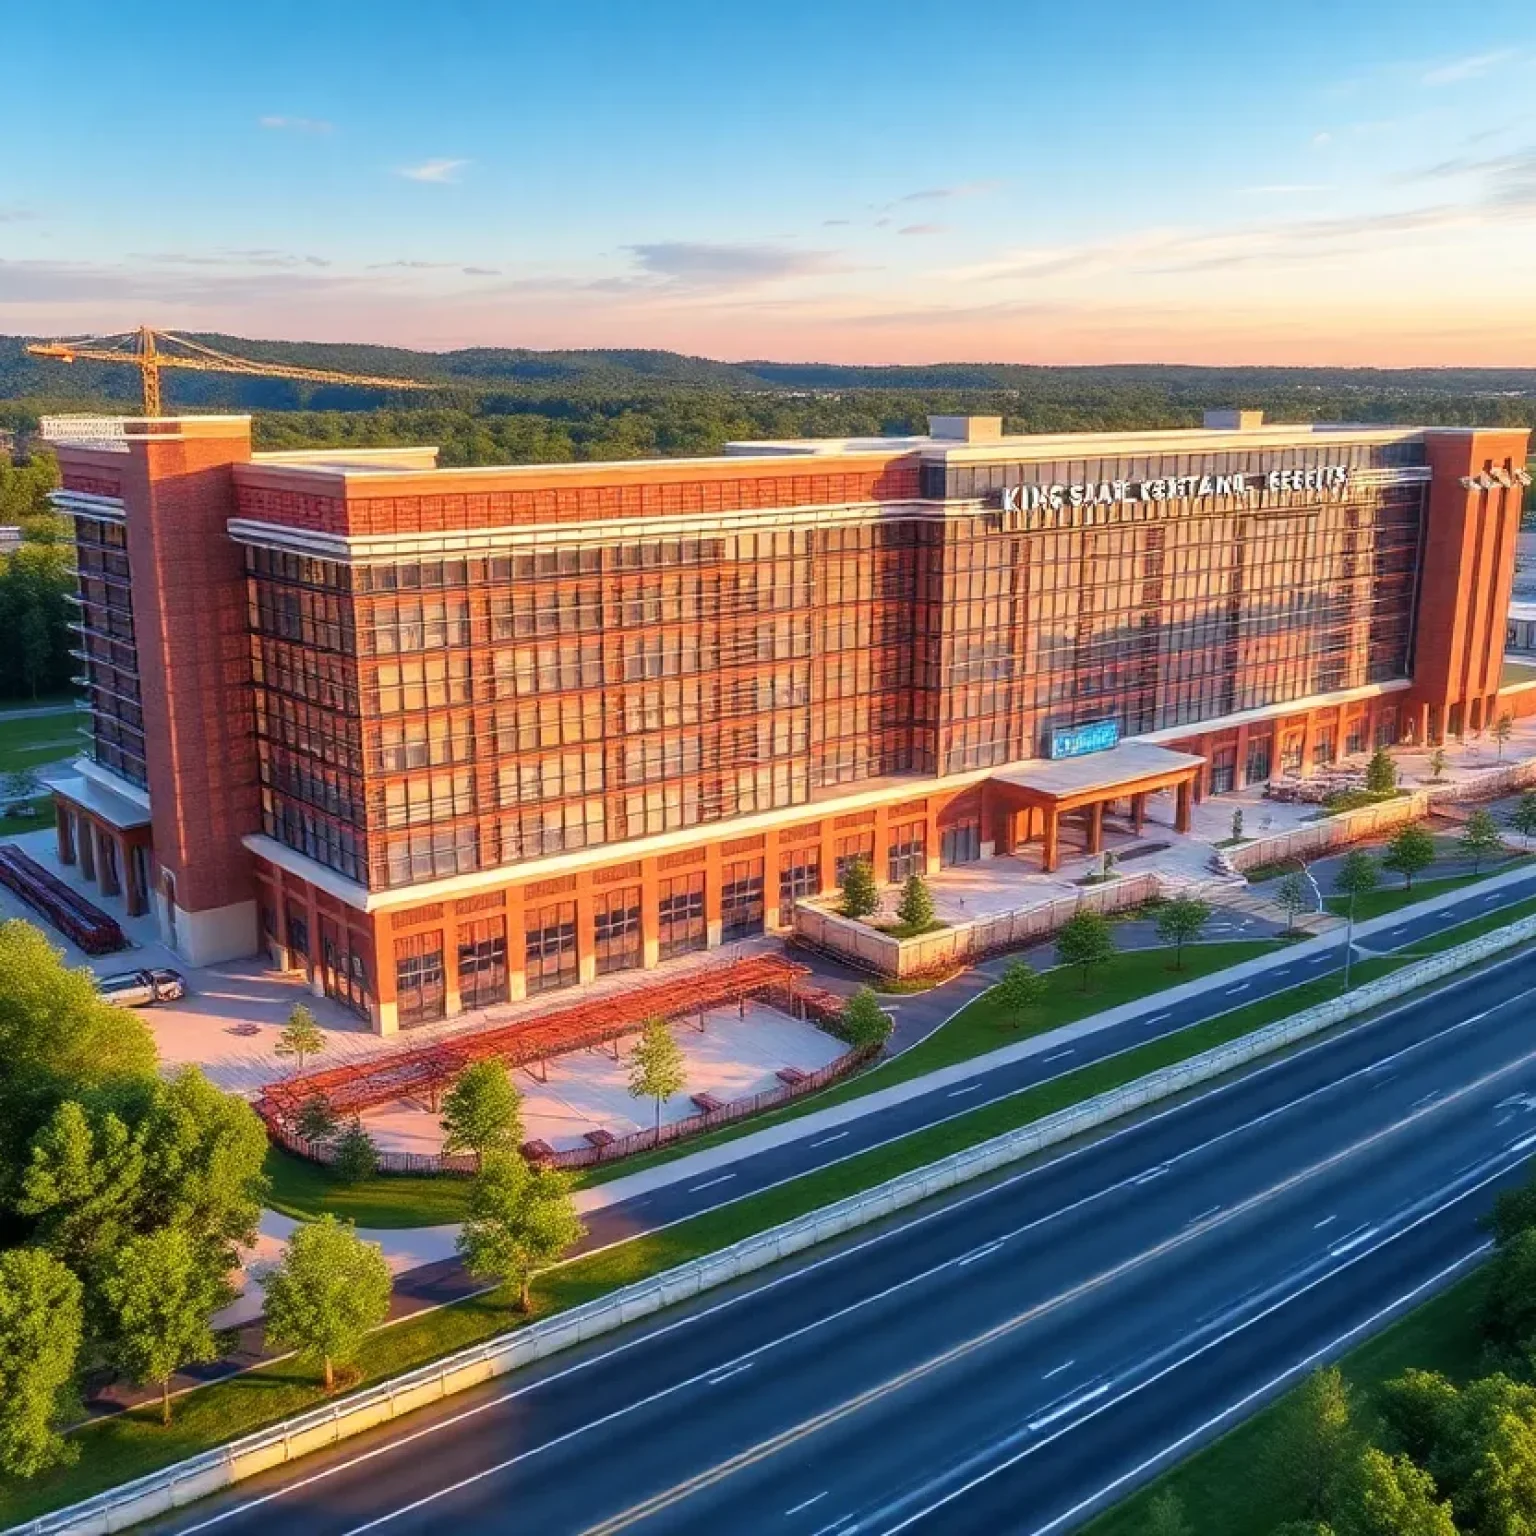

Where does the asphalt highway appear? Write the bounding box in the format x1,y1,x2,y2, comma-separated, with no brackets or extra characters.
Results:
575,865,1536,1254
151,936,1536,1536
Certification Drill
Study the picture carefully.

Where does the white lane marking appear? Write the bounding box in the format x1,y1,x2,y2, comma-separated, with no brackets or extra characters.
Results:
947,1082,983,1097
1027,1384,1111,1432
887,1166,1518,1536
1313,1214,1337,1230
1388,928,1410,940
1042,1360,1076,1381
1328,1224,1379,1256
1133,1164,1171,1186
1143,1012,1172,1025
688,1174,736,1193
173,968,1536,1536
809,1516,853,1536
1042,1049,1076,1064
810,1131,851,1149
1485,894,1505,903
1511,1131,1536,1153
1185,1205,1222,1226
1412,1091,1442,1109
1018,1246,1492,1536
1225,984,1251,996
957,1240,1006,1268
707,1361,755,1386
785,1490,829,1517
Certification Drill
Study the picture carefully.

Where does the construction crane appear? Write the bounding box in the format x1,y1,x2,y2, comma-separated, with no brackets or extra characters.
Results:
25,326,434,417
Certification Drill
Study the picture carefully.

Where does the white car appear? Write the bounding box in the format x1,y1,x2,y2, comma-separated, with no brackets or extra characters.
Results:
98,967,188,1008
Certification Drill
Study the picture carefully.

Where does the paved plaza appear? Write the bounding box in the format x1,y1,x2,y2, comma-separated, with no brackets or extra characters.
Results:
365,1001,846,1155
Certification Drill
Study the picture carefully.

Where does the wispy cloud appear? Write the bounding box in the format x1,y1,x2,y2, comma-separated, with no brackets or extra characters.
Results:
397,158,469,184
367,259,457,270
898,223,947,236
1422,49,1516,86
623,241,855,289
131,248,331,269
259,115,334,134
895,181,1001,204
1411,145,1536,204
1311,131,1333,148
0,207,35,223
462,266,501,276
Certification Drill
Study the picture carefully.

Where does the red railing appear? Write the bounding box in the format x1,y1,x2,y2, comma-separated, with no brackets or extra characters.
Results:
257,953,809,1126
0,845,125,954
266,1039,876,1175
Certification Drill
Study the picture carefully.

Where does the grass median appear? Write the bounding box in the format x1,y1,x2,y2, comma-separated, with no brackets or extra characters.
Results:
0,946,1429,1524
1084,1268,1491,1536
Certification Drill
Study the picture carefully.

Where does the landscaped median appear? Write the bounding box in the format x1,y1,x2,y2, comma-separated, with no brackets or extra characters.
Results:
11,906,1536,1533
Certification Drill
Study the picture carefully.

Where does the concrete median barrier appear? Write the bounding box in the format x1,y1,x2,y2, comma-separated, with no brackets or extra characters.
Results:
16,911,1536,1536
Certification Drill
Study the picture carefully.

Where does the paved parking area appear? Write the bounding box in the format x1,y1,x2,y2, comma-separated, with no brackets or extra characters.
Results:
365,1002,846,1155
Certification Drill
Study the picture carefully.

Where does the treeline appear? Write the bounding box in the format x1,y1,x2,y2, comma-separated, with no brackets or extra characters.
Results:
0,451,73,701
1143,1172,1536,1536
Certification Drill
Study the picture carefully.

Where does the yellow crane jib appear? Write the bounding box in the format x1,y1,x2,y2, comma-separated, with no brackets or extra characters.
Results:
25,326,433,417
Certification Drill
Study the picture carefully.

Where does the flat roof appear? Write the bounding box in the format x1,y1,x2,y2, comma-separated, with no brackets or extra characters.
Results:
42,770,151,831
993,742,1205,800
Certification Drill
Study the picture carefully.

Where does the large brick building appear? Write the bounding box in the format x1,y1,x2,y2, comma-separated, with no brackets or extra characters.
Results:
44,410,1531,1031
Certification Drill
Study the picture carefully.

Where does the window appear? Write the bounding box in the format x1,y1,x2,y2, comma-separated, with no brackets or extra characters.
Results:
1375,708,1399,749
395,932,445,1026
1280,733,1304,774
1313,728,1335,767
285,906,310,961
1209,747,1236,796
457,919,508,1011
1246,734,1273,785
721,859,765,943
524,901,578,996
887,821,926,883
940,819,981,868
1345,717,1368,757
594,887,642,975
833,832,874,883
658,872,707,960
778,846,820,916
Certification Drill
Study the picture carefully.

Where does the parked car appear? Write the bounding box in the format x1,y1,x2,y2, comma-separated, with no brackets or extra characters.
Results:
97,967,188,1007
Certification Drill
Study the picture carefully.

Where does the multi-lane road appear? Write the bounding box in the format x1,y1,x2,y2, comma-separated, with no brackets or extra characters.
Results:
152,915,1536,1536
577,867,1536,1254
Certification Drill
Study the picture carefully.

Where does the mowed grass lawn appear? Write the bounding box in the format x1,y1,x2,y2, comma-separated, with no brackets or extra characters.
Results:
1086,1268,1492,1536
1325,861,1530,922
0,705,80,774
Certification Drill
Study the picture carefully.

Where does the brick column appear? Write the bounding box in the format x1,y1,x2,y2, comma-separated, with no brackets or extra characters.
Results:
1175,779,1193,834
638,861,660,971
1042,805,1060,873
55,803,75,865
1086,801,1104,856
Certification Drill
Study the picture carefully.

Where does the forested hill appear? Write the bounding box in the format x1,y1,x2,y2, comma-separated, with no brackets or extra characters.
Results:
6,332,1536,468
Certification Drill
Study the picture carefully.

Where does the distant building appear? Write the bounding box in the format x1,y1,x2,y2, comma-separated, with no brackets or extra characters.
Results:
40,411,1533,1033
0,526,21,555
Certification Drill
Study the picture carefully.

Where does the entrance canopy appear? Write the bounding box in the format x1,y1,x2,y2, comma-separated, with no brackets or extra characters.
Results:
992,741,1205,811
990,741,1205,872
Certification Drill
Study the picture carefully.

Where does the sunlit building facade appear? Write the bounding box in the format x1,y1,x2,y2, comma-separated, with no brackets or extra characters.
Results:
43,411,1530,1031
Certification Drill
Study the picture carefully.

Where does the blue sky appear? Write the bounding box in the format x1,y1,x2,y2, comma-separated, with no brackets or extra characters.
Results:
4,0,1534,364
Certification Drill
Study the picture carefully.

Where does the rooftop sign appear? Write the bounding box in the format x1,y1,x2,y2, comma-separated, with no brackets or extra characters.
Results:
1049,718,1120,760
999,463,1350,516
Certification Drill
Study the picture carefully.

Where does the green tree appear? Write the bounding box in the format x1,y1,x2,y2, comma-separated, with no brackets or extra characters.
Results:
101,1226,225,1425
1510,791,1536,849
1055,909,1116,990
1365,749,1398,795
331,1120,379,1185
1333,850,1380,989
1382,826,1437,891
0,1246,84,1478
1155,896,1212,970
840,985,894,1050
1481,1227,1536,1365
440,1059,524,1167
263,1215,392,1391
896,872,936,932
1428,747,1449,783
1487,1174,1536,1247
1276,871,1312,933
1335,1448,1455,1536
628,1016,687,1134
1258,1366,1360,1524
994,959,1047,1029
295,1093,338,1144
839,857,880,920
1493,713,1515,759
1460,808,1504,874
275,1003,325,1074
457,1153,586,1312
1143,1488,1192,1536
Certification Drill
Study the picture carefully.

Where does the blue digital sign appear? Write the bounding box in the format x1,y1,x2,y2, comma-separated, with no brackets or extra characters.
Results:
1049,719,1121,760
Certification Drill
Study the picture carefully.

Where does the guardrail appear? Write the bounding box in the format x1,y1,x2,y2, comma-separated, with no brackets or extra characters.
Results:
18,908,1536,1536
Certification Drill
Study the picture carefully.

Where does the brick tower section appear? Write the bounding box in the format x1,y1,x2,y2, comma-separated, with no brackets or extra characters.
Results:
120,417,260,963
1406,428,1531,746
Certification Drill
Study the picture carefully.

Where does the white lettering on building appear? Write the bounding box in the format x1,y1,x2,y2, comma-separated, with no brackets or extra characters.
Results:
997,464,1350,517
